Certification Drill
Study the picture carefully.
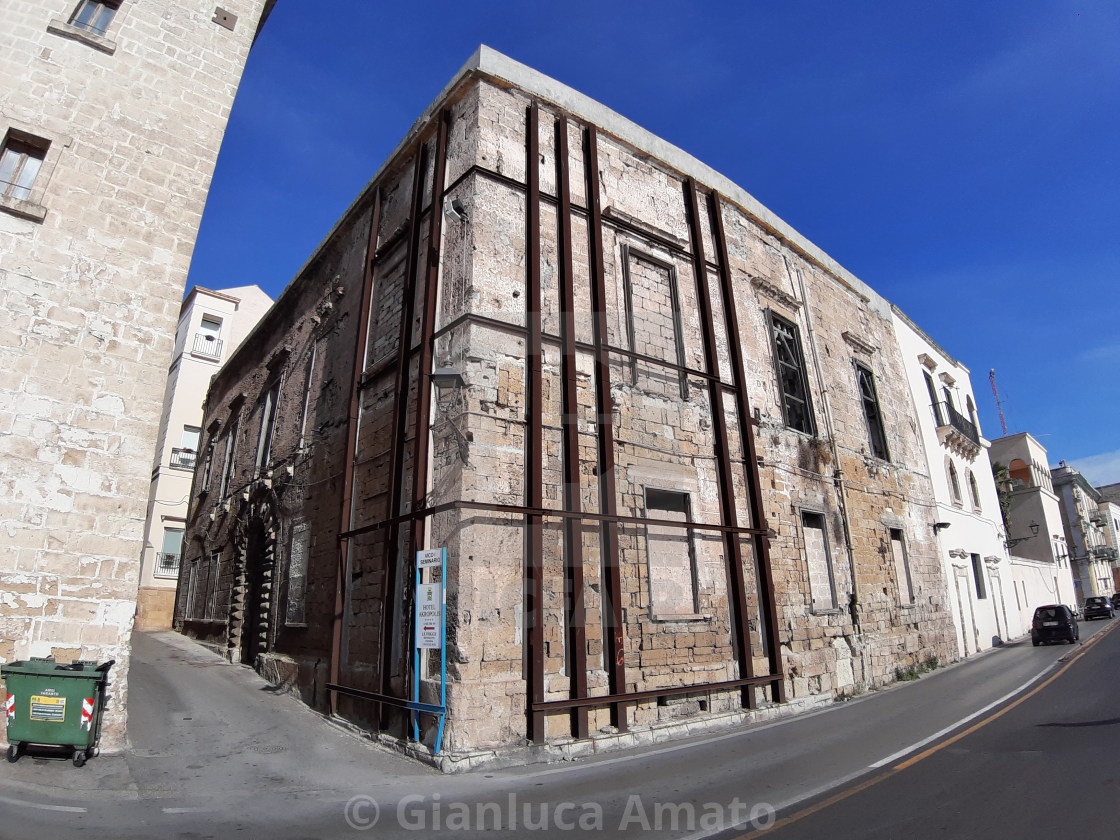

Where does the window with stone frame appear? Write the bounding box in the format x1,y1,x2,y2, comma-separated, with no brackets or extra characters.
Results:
69,0,120,36
644,488,700,618
947,459,962,505
802,511,836,611
620,244,688,399
890,528,914,605
254,378,282,476
218,416,240,499
855,362,890,461
768,312,815,435
971,553,987,599
967,470,981,511
0,132,47,201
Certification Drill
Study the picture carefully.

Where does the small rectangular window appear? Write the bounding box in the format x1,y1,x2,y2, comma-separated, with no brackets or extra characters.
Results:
769,313,815,435
69,0,119,36
644,488,699,618
156,528,183,578
890,528,914,605
802,511,836,611
855,363,890,460
0,134,47,201
971,553,987,599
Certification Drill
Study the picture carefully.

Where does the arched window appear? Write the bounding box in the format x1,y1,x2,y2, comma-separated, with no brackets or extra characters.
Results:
1009,458,1031,489
967,470,981,510
948,460,962,504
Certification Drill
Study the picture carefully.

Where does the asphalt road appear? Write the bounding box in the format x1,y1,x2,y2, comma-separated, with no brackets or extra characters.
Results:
0,620,1115,839
726,616,1120,840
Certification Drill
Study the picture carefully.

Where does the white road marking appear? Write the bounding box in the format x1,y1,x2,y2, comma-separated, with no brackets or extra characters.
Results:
0,794,87,813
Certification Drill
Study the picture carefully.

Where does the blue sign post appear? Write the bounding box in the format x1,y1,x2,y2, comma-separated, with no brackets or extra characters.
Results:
411,547,447,754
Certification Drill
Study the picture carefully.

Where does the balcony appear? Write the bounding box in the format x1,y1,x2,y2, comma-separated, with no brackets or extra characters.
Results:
191,333,223,360
154,552,181,578
932,400,980,459
1091,546,1119,563
169,448,197,471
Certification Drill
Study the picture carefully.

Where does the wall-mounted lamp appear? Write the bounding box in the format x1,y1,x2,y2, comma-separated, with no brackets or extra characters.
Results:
443,198,469,223
933,522,951,534
1007,520,1040,548
428,366,470,463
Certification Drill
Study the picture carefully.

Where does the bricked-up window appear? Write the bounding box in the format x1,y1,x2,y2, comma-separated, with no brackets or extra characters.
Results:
620,245,688,399
285,521,311,626
254,379,282,476
971,554,987,599
0,133,47,201
802,511,836,611
769,313,815,435
890,528,914,605
69,0,119,36
855,363,890,461
219,417,239,499
644,488,699,618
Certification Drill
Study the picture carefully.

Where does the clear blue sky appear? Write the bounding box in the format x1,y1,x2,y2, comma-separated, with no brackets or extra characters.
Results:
187,0,1120,485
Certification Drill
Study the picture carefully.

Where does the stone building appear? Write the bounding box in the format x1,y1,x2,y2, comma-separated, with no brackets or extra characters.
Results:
136,284,272,631
0,1,276,748
176,47,956,765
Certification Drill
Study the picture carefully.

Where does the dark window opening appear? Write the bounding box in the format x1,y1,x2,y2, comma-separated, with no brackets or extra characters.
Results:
972,554,987,599
69,0,119,36
856,363,889,460
769,313,815,435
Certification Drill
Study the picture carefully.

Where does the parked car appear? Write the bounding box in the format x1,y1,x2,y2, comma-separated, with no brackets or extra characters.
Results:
1083,596,1115,620
1031,605,1079,646
1111,593,1120,610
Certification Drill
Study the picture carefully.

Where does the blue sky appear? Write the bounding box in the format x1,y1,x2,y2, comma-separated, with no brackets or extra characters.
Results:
187,0,1120,485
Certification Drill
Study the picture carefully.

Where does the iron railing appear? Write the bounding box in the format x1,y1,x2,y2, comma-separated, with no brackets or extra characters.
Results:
169,448,196,470
154,552,180,578
932,401,979,447
192,333,223,359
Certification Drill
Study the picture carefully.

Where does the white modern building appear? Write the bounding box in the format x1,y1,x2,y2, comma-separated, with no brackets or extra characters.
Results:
136,285,272,630
892,308,1022,657
988,433,1077,614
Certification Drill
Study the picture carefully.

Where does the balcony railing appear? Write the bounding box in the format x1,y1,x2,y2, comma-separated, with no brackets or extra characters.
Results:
932,401,980,447
154,552,181,578
1091,546,1119,563
170,448,196,471
192,333,223,360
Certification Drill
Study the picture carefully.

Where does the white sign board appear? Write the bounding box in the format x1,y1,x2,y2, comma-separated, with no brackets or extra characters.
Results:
417,549,443,569
415,583,443,649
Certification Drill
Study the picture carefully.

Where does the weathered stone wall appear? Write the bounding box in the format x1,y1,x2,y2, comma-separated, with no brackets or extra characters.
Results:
178,62,955,759
0,0,272,748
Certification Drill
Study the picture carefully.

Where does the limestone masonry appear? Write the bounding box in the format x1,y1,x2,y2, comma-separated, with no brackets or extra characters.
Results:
1,0,275,748
175,47,961,766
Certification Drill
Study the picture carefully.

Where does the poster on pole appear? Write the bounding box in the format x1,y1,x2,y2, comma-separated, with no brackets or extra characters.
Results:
415,583,443,649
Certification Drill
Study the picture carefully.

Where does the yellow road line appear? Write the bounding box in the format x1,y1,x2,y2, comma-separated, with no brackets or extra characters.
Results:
735,621,1118,838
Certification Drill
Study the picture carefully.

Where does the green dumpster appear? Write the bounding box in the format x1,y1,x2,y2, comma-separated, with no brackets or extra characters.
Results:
2,657,114,767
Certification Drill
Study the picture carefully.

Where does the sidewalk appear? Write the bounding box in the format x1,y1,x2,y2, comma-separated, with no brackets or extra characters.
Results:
1,622,1115,839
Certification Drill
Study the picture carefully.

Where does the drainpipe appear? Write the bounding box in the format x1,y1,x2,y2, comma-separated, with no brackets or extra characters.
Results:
785,256,862,635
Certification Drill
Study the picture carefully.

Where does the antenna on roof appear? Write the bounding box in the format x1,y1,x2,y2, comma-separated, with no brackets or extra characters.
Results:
989,369,1008,436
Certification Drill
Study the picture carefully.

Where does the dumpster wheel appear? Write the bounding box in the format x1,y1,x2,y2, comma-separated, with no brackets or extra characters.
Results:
72,749,86,768
6,744,19,763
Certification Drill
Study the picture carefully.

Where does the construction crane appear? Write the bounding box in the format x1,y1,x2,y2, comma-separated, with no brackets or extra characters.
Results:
989,369,1009,436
